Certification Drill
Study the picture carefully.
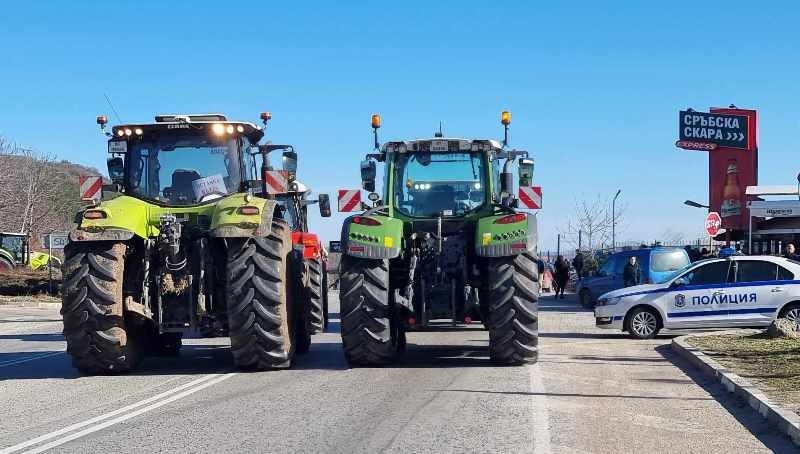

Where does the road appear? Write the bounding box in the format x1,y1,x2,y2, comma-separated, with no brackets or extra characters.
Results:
0,295,794,453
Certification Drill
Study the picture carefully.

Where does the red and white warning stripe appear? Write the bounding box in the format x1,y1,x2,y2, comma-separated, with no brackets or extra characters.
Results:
338,189,361,212
79,176,103,201
518,186,542,209
265,170,288,195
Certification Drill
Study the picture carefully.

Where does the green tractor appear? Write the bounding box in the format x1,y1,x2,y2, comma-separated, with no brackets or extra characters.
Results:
0,232,61,271
62,113,330,374
338,112,539,366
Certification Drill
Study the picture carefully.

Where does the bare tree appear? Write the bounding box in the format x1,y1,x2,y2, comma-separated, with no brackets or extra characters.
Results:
559,194,626,253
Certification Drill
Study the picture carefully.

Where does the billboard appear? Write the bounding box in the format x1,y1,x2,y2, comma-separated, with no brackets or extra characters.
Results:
707,108,758,233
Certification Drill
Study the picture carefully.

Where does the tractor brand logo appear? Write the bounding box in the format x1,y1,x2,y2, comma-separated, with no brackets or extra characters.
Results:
674,294,686,308
338,189,361,212
167,124,190,129
518,186,542,209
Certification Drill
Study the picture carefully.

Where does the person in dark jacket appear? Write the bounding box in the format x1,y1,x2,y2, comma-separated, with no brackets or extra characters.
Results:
623,256,640,287
554,255,570,299
572,251,584,279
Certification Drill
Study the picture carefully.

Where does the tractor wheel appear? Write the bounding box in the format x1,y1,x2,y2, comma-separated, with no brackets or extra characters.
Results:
487,251,539,365
0,257,12,272
340,256,402,365
322,266,329,330
306,257,325,334
61,242,142,374
226,220,299,369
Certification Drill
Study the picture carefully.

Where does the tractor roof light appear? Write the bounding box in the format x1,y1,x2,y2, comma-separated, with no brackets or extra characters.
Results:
260,112,272,125
124,128,132,136
371,114,381,129
116,129,125,137
501,111,511,126
96,115,108,126
212,123,225,136
134,128,143,135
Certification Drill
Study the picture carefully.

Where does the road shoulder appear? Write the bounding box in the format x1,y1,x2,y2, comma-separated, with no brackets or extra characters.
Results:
672,330,800,447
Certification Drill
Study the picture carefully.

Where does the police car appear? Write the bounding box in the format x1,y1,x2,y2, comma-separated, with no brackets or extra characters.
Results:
594,255,800,339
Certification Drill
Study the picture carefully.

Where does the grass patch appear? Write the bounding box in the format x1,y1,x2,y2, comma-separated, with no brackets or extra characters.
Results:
688,333,800,415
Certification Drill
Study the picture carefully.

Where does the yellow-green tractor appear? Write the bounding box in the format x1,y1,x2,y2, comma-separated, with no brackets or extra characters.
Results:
62,113,330,374
0,232,62,271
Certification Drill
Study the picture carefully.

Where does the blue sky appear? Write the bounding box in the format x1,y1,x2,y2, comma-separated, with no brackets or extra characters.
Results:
1,1,799,252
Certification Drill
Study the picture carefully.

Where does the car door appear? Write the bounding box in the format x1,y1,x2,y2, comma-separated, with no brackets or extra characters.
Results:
662,260,733,329
728,259,783,327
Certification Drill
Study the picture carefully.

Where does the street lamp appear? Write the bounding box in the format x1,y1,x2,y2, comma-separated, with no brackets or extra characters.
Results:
612,189,621,251
684,200,710,209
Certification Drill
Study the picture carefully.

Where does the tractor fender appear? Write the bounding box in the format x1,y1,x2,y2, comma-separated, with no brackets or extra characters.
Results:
69,229,135,242
0,248,14,264
211,196,280,238
475,212,538,257
341,214,402,259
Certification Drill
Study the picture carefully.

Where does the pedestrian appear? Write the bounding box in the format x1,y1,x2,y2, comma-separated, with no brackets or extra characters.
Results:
699,247,712,260
623,256,640,287
784,243,799,261
572,251,584,279
554,255,570,299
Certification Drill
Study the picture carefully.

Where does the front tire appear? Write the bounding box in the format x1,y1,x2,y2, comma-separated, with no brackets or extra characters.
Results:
61,242,141,374
487,251,539,365
306,257,325,334
339,256,401,365
626,307,661,339
226,220,298,369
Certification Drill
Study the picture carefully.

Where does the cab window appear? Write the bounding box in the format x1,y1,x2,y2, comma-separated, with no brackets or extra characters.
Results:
598,256,617,276
679,261,731,286
735,260,778,283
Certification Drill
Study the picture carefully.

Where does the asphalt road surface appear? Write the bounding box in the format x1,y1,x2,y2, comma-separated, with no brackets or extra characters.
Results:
0,294,795,453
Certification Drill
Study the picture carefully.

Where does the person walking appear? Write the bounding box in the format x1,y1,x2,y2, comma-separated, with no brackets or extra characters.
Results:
572,251,584,279
623,256,640,287
554,255,570,299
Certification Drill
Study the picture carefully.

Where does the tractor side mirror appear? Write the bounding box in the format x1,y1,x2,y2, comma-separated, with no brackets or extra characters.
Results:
318,194,331,217
518,158,534,187
282,151,297,182
107,157,125,185
361,160,376,193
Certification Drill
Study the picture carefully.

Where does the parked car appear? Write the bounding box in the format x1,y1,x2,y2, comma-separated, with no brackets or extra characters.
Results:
594,255,800,339
577,247,690,308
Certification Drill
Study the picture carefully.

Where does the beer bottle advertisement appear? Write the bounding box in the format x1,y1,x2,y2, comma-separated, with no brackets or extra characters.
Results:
708,149,757,233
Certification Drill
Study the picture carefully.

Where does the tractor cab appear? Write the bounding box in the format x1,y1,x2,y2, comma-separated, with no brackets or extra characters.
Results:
0,232,28,269
100,114,266,206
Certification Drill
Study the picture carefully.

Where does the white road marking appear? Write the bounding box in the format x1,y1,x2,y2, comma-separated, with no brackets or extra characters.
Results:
529,362,552,454
0,372,236,454
0,352,63,368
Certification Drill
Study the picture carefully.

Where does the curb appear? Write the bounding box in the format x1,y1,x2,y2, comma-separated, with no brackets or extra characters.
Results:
672,331,800,447
0,301,62,310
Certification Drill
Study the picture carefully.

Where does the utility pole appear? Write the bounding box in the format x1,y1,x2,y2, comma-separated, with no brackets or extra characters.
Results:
578,230,582,251
612,189,622,252
557,233,561,257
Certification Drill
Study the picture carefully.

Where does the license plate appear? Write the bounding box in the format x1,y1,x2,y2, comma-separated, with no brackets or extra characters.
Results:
430,140,448,152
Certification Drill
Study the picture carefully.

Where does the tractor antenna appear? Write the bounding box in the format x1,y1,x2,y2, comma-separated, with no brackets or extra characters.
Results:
104,93,123,122
434,121,443,138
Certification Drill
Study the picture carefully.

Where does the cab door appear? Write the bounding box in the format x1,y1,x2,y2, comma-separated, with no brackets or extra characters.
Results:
728,260,784,327
663,260,733,329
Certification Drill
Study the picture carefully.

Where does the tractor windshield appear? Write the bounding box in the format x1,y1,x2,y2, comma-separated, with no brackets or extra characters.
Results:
394,152,487,217
127,134,244,205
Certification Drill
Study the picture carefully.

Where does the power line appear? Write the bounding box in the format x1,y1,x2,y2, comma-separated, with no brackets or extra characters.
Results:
104,93,123,122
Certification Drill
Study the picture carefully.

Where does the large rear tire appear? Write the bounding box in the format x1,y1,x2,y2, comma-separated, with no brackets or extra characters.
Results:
487,251,539,365
306,257,325,334
0,257,12,271
226,220,299,369
61,242,142,374
339,256,401,365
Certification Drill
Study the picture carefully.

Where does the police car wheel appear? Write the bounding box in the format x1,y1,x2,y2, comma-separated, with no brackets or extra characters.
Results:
627,307,660,339
780,303,800,327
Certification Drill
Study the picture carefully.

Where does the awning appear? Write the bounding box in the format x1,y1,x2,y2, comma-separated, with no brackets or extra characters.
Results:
748,200,800,218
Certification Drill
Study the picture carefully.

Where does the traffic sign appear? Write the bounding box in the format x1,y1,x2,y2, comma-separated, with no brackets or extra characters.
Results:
79,176,103,201
338,189,361,212
329,241,342,253
518,186,542,209
705,212,722,237
41,232,69,250
678,110,750,150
